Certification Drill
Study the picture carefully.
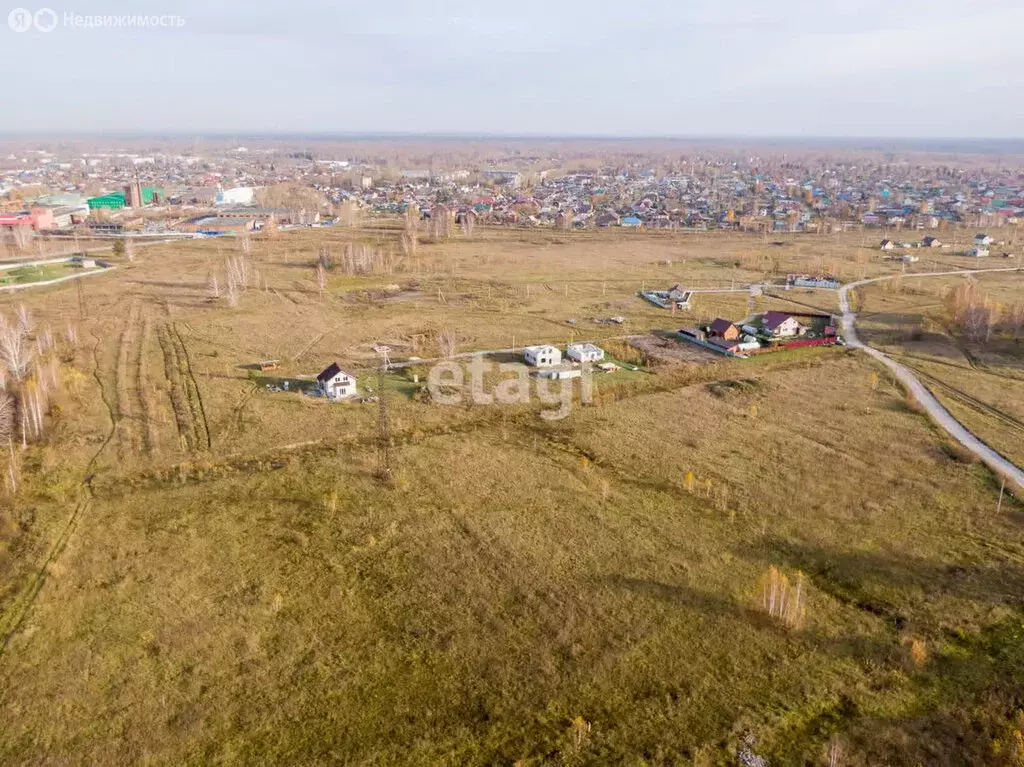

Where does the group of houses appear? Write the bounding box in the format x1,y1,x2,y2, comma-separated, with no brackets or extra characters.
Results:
680,310,837,356
880,236,943,251
522,342,611,379
309,341,612,402
880,233,1004,258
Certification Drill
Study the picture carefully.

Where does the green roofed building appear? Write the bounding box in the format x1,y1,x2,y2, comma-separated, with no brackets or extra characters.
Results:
87,192,126,210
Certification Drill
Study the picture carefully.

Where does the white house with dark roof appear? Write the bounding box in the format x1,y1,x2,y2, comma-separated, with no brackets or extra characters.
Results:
317,362,357,401
762,311,803,338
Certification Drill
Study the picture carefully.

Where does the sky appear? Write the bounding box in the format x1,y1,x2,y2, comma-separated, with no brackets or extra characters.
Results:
2,0,1023,137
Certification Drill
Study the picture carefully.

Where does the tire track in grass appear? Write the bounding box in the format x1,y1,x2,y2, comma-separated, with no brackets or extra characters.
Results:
172,322,212,451
156,322,197,451
114,302,139,456
908,366,1024,434
137,314,156,454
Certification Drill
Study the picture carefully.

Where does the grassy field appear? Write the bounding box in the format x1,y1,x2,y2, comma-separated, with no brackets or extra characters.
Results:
854,270,1024,469
0,225,1022,764
0,261,93,285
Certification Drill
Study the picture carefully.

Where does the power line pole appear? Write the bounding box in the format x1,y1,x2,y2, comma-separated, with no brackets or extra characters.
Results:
374,345,393,484
76,276,87,319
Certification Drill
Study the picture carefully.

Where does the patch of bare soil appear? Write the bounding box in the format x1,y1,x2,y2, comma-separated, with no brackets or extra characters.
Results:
626,333,720,365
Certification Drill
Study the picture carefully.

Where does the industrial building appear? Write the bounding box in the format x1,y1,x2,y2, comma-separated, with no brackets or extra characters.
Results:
124,181,143,208
215,187,256,206
88,192,126,210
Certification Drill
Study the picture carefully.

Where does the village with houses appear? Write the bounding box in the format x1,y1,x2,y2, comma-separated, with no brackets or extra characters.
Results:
282,278,843,407
879,232,1015,261
6,138,1024,241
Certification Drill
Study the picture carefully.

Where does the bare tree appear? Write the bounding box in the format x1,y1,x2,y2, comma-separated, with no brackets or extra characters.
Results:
0,314,33,382
336,200,361,227
0,391,14,443
316,262,327,300
758,566,807,629
124,238,136,263
16,304,32,336
207,272,221,300
0,390,16,492
11,225,33,252
225,271,240,308
20,379,46,443
431,205,451,239
1011,302,1024,340
239,233,253,257
224,254,252,308
985,301,1003,343
36,328,54,357
435,328,457,359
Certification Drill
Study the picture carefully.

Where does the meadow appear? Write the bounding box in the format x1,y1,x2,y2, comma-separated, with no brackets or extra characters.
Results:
854,270,1024,468
0,224,1022,765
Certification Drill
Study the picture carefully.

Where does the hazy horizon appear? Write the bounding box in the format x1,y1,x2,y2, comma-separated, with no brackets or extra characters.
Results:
3,0,1023,138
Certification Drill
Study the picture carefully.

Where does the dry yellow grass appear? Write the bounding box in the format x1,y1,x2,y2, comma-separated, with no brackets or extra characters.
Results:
0,226,1022,765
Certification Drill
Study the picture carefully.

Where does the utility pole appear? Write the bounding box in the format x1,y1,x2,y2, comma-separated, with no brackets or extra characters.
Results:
76,276,87,319
374,345,393,484
996,477,1006,514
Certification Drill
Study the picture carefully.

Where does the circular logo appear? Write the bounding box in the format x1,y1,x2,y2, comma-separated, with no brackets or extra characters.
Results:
8,7,33,32
33,7,57,32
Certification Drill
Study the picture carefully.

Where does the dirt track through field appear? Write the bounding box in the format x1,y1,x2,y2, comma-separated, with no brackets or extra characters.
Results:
841,267,1024,487
157,323,203,451
114,303,138,457
173,323,212,450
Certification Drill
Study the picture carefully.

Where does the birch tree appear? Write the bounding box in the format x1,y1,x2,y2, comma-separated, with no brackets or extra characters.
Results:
316,262,327,300
0,315,33,382
0,390,15,492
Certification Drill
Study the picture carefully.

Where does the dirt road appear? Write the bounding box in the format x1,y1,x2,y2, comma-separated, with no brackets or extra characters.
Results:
839,268,1024,487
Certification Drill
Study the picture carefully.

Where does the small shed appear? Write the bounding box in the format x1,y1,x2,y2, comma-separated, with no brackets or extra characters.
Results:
535,367,582,380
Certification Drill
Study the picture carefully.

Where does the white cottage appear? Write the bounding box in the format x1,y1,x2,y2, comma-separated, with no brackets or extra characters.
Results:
316,362,357,401
523,345,561,367
566,342,605,363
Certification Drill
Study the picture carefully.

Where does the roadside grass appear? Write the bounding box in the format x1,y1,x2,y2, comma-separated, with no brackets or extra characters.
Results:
929,391,1024,470
853,273,1024,469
